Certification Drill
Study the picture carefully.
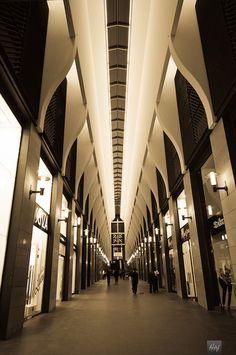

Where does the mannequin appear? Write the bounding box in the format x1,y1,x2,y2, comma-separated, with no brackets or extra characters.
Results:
218,267,232,310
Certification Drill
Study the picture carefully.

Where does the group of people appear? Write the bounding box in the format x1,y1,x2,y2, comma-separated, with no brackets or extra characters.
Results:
105,269,127,286
105,266,234,305
105,267,159,295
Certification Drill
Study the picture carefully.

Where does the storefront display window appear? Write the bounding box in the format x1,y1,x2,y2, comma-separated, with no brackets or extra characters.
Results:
72,250,76,294
165,211,176,292
35,159,53,213
72,213,78,294
25,159,52,318
56,254,65,301
56,195,68,301
73,217,77,245
177,191,197,298
25,226,47,318
201,155,235,308
0,95,22,289
60,195,68,237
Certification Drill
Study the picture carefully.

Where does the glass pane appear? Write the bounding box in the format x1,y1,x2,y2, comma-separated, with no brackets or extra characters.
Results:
0,95,21,288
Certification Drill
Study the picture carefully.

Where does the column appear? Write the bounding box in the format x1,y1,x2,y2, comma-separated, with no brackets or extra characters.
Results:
74,214,82,294
63,198,74,301
42,173,63,311
0,123,41,339
81,217,87,289
210,119,236,291
87,235,91,287
170,196,187,299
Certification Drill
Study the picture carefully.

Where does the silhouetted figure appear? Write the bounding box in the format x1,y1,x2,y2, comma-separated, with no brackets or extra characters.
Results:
219,268,232,310
131,268,139,294
114,269,119,284
107,269,111,286
148,270,155,293
153,268,159,293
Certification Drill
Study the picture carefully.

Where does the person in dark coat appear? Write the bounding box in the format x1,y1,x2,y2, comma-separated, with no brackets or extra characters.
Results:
153,268,159,293
148,270,155,293
106,269,111,286
131,268,139,294
219,268,232,310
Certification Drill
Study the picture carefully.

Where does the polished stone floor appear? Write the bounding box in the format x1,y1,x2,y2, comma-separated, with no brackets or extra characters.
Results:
0,279,236,355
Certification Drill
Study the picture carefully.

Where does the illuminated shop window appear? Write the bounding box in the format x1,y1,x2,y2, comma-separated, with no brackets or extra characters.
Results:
0,95,21,288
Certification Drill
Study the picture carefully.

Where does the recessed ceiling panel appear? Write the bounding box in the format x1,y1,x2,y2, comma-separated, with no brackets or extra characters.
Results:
109,49,127,67
106,0,130,216
108,27,129,48
107,0,130,25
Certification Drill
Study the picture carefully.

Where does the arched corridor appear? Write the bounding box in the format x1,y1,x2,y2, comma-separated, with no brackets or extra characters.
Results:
0,279,236,355
1,0,236,352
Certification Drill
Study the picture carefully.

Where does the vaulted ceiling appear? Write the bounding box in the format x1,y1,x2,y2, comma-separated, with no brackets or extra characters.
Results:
83,0,182,233
66,0,203,258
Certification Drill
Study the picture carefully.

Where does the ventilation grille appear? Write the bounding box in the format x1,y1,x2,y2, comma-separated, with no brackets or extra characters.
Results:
196,0,236,117
164,132,182,192
146,206,151,230
44,79,67,167
175,70,208,165
77,174,84,210
0,3,29,77
151,191,158,223
186,81,208,143
0,1,48,118
44,95,57,145
221,0,236,60
156,168,167,211
65,140,77,193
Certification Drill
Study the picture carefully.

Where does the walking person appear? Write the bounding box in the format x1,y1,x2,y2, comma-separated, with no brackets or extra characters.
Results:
148,269,155,293
131,268,139,294
106,269,111,286
219,267,232,310
153,268,159,293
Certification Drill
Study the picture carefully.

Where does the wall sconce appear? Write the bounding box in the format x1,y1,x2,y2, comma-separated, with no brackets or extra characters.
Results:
148,236,152,243
29,186,44,198
73,216,81,228
182,215,192,221
94,238,97,243
207,205,213,216
84,228,89,237
58,208,70,223
155,227,159,235
209,171,228,195
29,175,50,199
221,234,228,240
144,237,147,243
164,215,172,227
141,242,144,248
